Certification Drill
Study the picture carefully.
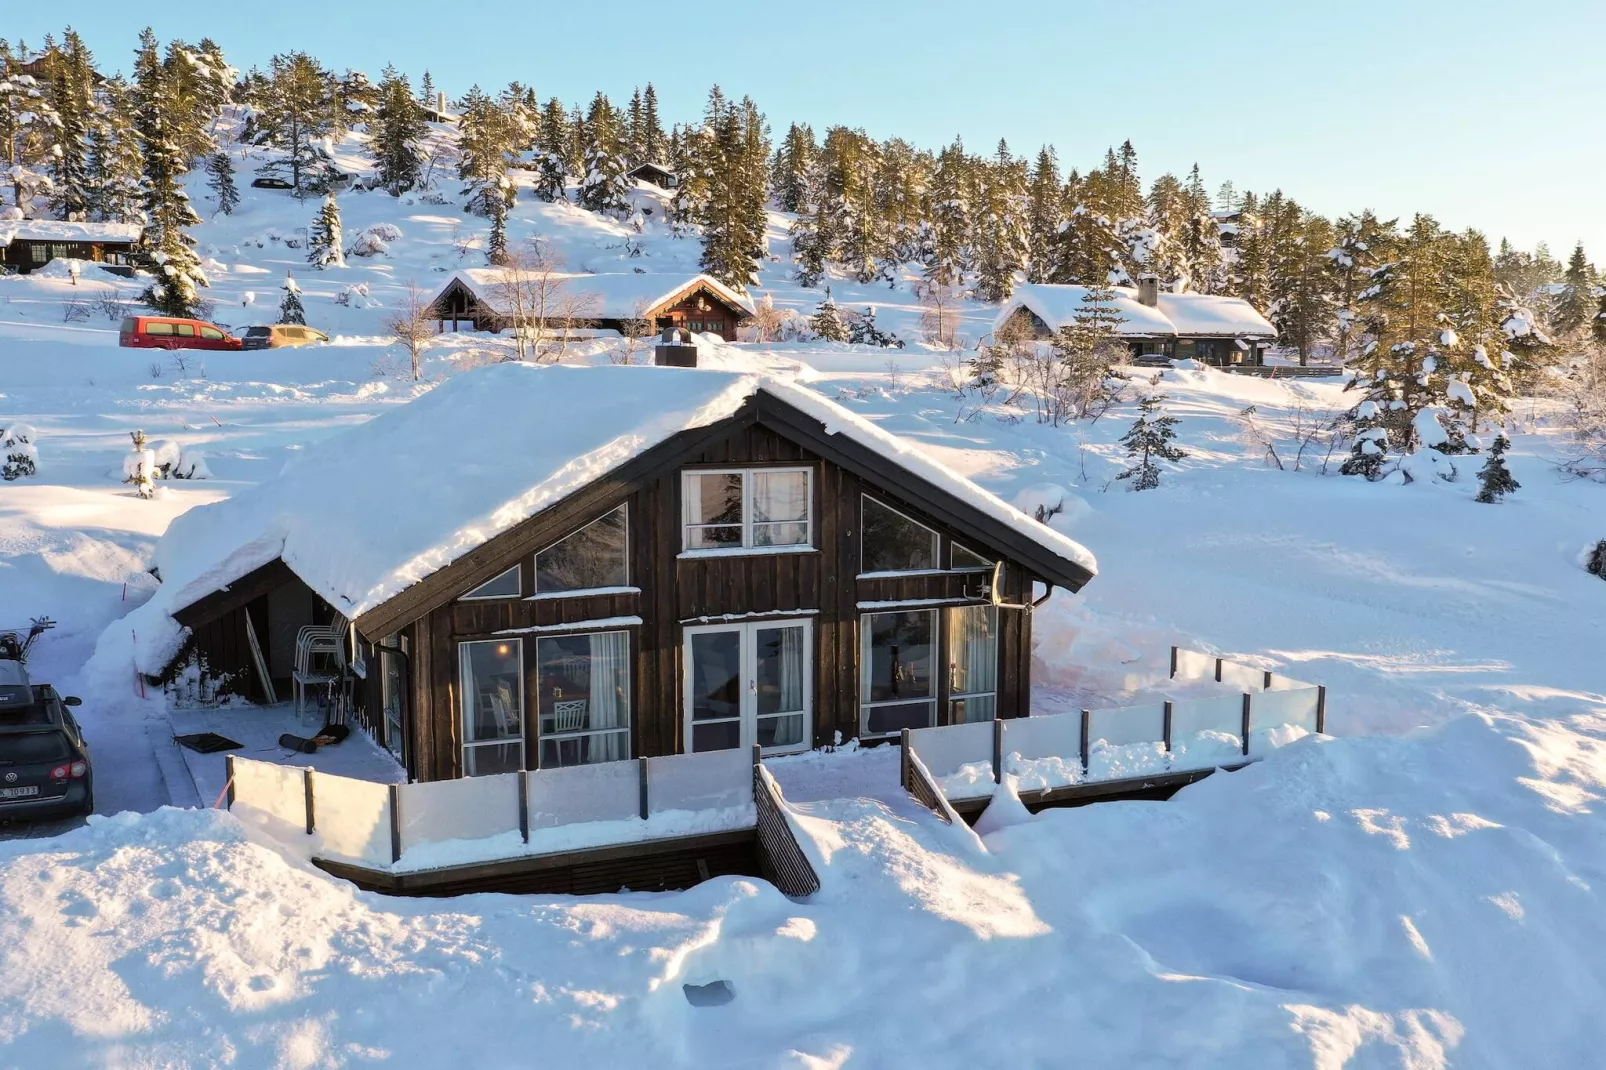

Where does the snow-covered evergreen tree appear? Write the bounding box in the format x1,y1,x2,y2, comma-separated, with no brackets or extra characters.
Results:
696,91,769,288
1552,242,1596,340
789,204,828,288
1341,398,1392,480
132,30,207,318
530,150,567,203
1024,146,1062,284
921,138,971,288
278,271,306,324
307,191,344,269
205,150,238,215
577,146,631,216
372,65,425,195
458,86,515,220
1,423,38,481
1474,434,1519,503
971,140,1028,303
848,306,903,348
771,122,816,214
251,51,339,195
1117,393,1186,490
809,288,849,342
46,30,96,220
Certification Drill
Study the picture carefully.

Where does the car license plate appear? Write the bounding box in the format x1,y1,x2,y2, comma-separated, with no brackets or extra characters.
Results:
0,785,40,799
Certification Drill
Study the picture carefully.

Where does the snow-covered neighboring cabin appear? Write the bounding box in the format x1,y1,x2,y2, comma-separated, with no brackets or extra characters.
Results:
128,361,1096,785
625,161,678,189
426,270,755,341
995,277,1278,366
0,220,143,275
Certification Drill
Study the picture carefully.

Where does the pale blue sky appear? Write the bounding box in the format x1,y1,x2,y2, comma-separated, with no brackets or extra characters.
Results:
13,1,1605,260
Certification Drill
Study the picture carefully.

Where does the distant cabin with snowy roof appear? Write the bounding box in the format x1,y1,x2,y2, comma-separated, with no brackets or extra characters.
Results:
130,362,1095,785
994,278,1277,366
626,162,678,189
426,270,754,341
0,220,143,275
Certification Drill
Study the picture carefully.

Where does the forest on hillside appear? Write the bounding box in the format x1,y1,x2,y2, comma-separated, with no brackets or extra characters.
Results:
4,26,1606,484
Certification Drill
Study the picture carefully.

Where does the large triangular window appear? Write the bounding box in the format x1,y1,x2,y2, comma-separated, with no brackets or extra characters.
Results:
534,505,630,595
860,497,939,574
460,564,520,601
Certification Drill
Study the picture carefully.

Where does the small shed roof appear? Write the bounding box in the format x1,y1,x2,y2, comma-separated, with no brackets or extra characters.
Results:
125,363,1096,674
441,269,755,321
0,220,143,245
995,283,1275,340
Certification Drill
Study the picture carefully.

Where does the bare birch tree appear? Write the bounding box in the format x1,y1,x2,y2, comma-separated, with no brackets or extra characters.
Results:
384,282,434,381
491,239,569,361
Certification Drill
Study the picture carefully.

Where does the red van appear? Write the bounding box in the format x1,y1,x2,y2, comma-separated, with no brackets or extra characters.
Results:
119,316,243,351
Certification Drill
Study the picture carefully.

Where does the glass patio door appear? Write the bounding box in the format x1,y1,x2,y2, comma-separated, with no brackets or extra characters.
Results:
685,619,811,755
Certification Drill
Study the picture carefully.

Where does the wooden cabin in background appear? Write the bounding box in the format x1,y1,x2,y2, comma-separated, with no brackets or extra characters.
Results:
994,277,1278,366
139,362,1096,786
626,162,679,189
425,270,754,341
0,220,142,276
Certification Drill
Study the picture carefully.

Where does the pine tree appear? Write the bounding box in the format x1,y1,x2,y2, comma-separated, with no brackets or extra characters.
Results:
789,202,828,288
1024,146,1062,283
204,150,238,214
1117,393,1186,490
252,51,339,195
696,91,769,288
372,65,425,195
1341,397,1393,480
46,29,96,220
86,75,146,224
307,191,344,269
531,150,567,203
1553,242,1596,339
849,306,903,348
971,140,1028,303
640,83,665,163
278,271,306,324
458,86,515,220
1474,434,1519,503
418,70,436,110
771,122,816,213
577,145,631,216
132,28,207,318
809,288,848,341
921,138,971,288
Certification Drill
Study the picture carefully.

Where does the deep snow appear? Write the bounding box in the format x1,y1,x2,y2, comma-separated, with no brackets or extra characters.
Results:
1,120,1604,1067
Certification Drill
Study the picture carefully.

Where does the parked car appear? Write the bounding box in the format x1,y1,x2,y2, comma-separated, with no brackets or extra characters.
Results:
119,316,243,351
240,324,330,350
0,620,92,820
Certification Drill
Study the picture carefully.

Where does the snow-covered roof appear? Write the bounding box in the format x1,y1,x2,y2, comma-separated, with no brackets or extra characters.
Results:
996,284,1275,340
127,364,1096,674
442,270,755,320
0,220,143,245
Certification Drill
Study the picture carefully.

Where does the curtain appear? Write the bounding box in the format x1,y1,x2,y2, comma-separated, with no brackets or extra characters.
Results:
588,631,628,762
753,471,806,522
778,626,803,712
949,606,997,698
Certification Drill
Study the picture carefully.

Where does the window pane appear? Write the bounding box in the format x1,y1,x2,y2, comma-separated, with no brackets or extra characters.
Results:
864,610,935,705
461,564,520,599
865,701,935,735
687,524,743,550
175,324,195,337
862,498,938,572
753,470,808,522
460,639,523,775
947,605,997,697
753,521,809,547
535,506,628,593
201,327,223,339
689,631,741,723
146,321,174,335
536,632,630,765
951,544,994,571
950,696,997,724
692,721,742,751
686,473,743,525
464,742,522,777
756,713,805,749
755,625,805,716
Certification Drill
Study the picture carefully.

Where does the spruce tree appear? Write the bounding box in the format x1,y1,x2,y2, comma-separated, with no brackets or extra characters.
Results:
307,191,344,269
205,150,238,214
252,51,339,195
1024,146,1062,284
132,28,208,318
922,138,971,288
1474,434,1519,503
640,83,665,163
86,75,145,224
46,29,96,220
771,122,816,214
458,86,515,220
577,145,631,216
809,288,848,342
789,202,828,288
1117,393,1186,490
1341,398,1392,480
696,91,769,288
971,140,1028,303
531,150,568,203
372,65,425,195
278,271,306,324
849,306,903,348
1553,243,1596,339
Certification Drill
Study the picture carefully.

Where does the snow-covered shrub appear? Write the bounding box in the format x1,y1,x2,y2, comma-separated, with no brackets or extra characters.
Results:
350,222,403,258
1474,435,1518,503
1586,540,1606,580
335,282,379,309
1,423,39,481
123,431,156,499
149,441,211,480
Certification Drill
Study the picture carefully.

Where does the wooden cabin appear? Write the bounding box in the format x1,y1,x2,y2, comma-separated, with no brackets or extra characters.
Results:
0,220,142,276
626,162,678,189
138,363,1096,788
426,270,754,342
994,278,1278,367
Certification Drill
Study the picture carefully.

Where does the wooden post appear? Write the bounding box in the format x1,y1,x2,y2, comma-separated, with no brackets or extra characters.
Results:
303,768,315,835
517,770,530,844
224,754,236,809
388,783,402,863
992,718,1004,784
1169,646,1179,679
1241,693,1253,756
1214,657,1223,683
638,757,651,821
1263,670,1274,690
1316,686,1327,735
1162,701,1174,753
900,728,912,793
1079,709,1091,773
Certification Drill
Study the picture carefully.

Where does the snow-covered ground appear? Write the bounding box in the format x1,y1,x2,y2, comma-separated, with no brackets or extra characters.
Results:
2,132,1605,1065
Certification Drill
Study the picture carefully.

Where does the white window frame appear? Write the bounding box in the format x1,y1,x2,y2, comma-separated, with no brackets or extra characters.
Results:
534,630,632,767
858,608,939,736
681,466,814,555
859,495,940,576
459,637,525,776
459,563,521,601
378,634,408,762
532,504,630,597
682,617,813,755
946,605,998,724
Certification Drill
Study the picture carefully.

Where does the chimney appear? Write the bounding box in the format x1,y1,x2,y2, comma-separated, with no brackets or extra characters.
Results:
653,326,698,367
438,90,447,117
1137,273,1160,308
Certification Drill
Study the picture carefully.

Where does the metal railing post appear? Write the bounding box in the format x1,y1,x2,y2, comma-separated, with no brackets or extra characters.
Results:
388,783,402,863
900,728,912,792
225,754,236,809
1169,645,1179,678
1316,686,1327,735
638,757,651,821
1079,709,1091,773
992,718,1004,784
1162,700,1174,753
1241,693,1253,756
518,769,530,844
303,768,315,835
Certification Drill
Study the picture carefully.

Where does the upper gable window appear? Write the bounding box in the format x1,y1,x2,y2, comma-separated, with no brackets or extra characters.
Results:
861,497,938,574
461,564,520,601
951,543,994,572
683,468,812,553
535,505,629,595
